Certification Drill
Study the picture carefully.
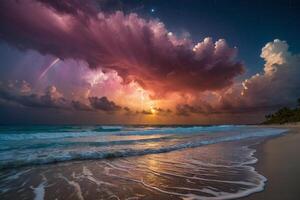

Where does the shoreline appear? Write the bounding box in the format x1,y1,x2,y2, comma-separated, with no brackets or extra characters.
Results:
1,124,299,199
242,124,300,199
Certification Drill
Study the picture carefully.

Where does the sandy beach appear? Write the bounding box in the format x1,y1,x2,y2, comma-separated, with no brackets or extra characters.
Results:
0,125,299,199
1,0,300,199
0,125,287,200
243,124,300,200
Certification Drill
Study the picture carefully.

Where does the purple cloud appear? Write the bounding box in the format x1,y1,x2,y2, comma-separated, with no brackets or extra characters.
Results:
0,0,244,97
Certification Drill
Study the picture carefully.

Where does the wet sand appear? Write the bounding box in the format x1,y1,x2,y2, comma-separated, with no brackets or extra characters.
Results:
0,125,295,200
243,124,300,200
0,139,266,200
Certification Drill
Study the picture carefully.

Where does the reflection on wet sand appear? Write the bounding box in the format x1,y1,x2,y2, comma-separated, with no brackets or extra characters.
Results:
0,140,266,200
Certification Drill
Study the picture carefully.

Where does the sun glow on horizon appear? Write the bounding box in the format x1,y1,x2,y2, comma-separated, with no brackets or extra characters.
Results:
150,106,157,115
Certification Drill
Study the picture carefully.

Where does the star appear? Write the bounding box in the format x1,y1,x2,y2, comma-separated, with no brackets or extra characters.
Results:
151,8,155,13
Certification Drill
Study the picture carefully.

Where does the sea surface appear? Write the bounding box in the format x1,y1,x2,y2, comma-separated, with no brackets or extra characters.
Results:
0,125,287,200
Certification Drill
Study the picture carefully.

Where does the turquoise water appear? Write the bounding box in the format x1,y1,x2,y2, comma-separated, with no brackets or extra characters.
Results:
0,125,285,168
0,125,287,200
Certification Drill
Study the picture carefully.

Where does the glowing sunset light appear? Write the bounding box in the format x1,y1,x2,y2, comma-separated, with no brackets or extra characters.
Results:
0,0,299,125
1,2,300,200
150,106,156,115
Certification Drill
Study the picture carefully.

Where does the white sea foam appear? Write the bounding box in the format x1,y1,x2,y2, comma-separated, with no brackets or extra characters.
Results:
31,175,47,200
0,125,287,200
0,127,287,169
102,145,267,200
59,174,84,200
80,166,116,187
0,125,241,141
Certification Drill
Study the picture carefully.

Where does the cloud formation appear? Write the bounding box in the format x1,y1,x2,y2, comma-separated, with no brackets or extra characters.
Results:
175,39,300,116
89,96,121,112
240,39,300,107
1,1,300,124
0,81,124,113
0,0,244,97
0,82,69,110
1,39,299,123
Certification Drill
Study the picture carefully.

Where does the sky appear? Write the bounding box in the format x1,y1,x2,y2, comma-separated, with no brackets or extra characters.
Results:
0,0,300,125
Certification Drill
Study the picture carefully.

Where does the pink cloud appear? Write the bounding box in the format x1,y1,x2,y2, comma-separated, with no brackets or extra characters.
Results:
0,0,244,97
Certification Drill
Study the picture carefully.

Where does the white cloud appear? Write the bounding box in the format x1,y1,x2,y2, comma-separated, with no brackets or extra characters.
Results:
241,39,300,107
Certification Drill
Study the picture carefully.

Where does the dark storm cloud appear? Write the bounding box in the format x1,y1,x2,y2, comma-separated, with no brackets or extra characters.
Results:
152,107,172,115
0,83,69,110
0,81,123,113
89,96,121,112
0,0,244,97
37,0,97,16
175,103,280,116
71,100,93,111
140,110,152,115
136,107,172,115
176,104,202,116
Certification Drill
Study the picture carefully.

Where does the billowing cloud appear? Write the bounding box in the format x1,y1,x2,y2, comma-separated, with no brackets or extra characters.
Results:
175,39,300,116
0,80,125,113
0,0,244,97
1,1,300,124
89,96,121,112
36,0,97,16
140,110,153,115
240,39,300,107
71,100,92,111
0,82,69,109
152,107,172,115
176,103,212,116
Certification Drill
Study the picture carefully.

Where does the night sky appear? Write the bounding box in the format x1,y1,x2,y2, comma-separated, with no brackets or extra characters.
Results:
1,0,300,124
118,0,300,75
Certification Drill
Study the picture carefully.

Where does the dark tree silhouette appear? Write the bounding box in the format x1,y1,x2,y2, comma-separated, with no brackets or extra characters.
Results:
263,98,300,124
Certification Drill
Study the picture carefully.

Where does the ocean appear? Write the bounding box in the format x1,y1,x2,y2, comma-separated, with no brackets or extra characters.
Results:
0,125,287,200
